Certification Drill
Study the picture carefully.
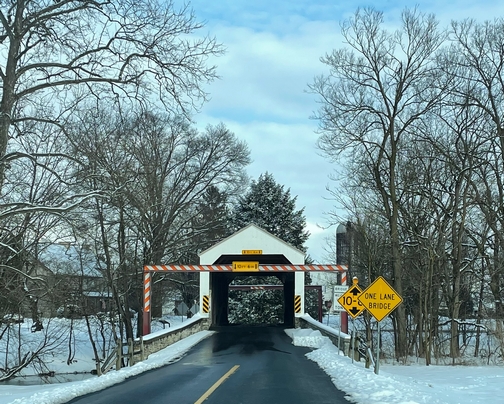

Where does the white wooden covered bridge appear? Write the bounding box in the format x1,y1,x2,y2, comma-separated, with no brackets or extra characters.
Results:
142,224,347,334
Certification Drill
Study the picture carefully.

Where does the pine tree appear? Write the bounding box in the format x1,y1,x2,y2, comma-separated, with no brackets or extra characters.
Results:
229,173,315,324
232,172,309,251
195,185,233,249
172,186,233,316
178,185,233,264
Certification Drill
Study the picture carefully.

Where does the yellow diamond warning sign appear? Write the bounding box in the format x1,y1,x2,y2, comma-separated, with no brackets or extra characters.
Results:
358,276,403,322
337,280,365,319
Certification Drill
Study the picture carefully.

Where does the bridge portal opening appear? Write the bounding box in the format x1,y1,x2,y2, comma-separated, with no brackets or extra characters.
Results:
228,275,285,326
209,254,296,328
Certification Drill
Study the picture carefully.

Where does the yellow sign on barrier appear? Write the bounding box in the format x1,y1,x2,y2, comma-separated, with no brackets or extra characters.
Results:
232,261,259,272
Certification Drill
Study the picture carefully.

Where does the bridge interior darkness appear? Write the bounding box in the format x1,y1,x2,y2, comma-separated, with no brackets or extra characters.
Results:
210,254,295,328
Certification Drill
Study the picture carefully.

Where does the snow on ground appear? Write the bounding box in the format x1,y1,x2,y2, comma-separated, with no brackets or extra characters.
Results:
1,319,503,404
286,328,504,404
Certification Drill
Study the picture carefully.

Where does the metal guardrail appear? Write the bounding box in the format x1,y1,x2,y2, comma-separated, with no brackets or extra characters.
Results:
98,337,145,375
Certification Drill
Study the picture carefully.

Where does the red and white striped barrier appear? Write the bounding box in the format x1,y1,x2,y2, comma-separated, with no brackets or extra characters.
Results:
142,263,348,336
143,272,151,312
143,264,348,272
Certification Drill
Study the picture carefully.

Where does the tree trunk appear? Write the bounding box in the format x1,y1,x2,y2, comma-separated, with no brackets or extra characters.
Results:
450,274,461,361
390,208,407,360
0,1,23,189
474,258,486,357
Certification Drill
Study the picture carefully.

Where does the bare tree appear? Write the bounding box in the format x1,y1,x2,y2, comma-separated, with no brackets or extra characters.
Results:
67,108,249,332
0,0,223,187
0,0,224,346
0,121,80,326
309,7,446,359
413,100,484,360
440,19,504,342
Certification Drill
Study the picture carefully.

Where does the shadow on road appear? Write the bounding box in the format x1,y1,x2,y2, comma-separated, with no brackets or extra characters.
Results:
209,325,292,355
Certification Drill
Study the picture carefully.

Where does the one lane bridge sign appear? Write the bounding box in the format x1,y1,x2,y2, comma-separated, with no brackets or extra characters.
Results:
358,276,403,322
337,278,365,318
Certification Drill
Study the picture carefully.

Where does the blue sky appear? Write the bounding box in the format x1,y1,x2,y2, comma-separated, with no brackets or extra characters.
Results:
184,0,504,262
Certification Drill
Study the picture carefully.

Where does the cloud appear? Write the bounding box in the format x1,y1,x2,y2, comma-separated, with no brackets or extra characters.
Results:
198,19,345,122
196,118,336,210
305,221,336,263
195,115,342,262
306,221,326,236
188,0,355,32
189,0,504,264
190,11,350,264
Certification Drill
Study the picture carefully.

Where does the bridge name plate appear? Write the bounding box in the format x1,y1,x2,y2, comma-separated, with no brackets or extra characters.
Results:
242,250,262,254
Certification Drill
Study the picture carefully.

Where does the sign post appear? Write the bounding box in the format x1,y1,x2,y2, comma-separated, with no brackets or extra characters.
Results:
325,300,332,325
376,321,381,374
358,276,403,374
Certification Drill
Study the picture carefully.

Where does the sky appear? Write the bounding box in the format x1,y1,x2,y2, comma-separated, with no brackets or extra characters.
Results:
1,315,502,404
179,0,504,263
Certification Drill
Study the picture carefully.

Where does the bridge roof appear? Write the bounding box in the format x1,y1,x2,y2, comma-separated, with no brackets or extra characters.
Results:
199,224,305,265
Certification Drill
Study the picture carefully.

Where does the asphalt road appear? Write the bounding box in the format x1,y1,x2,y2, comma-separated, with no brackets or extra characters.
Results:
67,326,350,404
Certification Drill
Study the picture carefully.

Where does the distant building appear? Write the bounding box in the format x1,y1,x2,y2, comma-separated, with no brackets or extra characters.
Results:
35,242,111,317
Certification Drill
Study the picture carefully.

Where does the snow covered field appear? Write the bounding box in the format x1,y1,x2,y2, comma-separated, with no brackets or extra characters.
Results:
0,316,503,404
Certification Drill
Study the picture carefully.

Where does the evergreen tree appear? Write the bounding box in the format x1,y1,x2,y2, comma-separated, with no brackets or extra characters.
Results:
228,288,284,324
194,185,234,250
229,173,315,324
232,172,309,251
178,185,233,264
173,186,234,316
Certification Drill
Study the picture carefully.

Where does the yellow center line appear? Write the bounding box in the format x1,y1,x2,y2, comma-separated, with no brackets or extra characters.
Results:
194,364,240,404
